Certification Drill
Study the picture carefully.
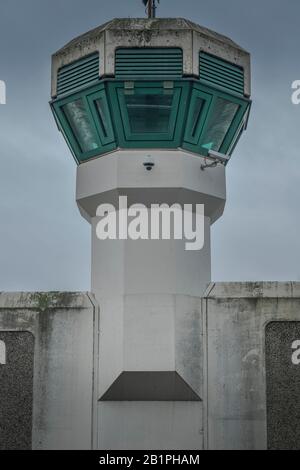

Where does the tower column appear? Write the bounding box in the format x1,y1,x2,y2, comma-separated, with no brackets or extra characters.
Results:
77,150,225,449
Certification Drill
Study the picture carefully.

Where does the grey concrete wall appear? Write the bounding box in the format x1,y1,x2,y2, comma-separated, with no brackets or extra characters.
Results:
0,331,34,450
203,282,300,450
1,283,300,450
98,402,203,450
0,292,98,450
266,321,300,450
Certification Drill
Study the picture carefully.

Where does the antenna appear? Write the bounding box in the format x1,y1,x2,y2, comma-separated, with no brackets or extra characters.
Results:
142,0,160,19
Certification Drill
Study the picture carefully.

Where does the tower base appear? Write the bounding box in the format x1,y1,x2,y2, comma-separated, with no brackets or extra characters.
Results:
0,283,300,450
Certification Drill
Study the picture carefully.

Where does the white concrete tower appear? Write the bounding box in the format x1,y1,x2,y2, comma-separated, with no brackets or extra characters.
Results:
51,17,251,449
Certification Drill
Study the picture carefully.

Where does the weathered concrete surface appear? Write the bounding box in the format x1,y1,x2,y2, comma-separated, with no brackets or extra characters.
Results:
0,284,300,449
98,402,203,450
203,282,300,450
95,293,204,450
0,292,98,450
96,294,203,400
0,331,34,450
51,18,250,97
266,321,300,450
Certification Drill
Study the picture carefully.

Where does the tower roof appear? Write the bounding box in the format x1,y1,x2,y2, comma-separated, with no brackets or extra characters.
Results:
52,17,250,99
55,18,247,56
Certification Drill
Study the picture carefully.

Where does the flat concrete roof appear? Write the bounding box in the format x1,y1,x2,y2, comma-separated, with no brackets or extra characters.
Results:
54,18,248,57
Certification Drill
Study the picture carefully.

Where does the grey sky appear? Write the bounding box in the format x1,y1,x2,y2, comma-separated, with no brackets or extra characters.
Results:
0,0,299,291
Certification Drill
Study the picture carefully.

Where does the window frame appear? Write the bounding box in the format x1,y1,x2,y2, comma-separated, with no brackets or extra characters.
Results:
51,78,251,164
183,81,250,156
52,83,116,163
108,80,190,149
86,89,116,146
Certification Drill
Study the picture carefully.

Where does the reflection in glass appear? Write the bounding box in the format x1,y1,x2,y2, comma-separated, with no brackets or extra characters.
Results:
63,99,99,153
95,99,109,138
199,98,239,152
228,118,245,155
125,93,173,133
191,97,205,137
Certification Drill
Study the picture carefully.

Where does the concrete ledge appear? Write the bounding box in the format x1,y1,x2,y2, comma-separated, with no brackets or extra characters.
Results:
0,292,95,310
204,282,300,299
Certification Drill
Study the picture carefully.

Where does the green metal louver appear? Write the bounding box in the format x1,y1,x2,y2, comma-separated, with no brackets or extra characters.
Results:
57,53,99,97
199,53,244,96
115,48,183,79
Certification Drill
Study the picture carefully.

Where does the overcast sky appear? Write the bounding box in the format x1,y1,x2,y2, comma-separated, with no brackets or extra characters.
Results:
0,0,299,291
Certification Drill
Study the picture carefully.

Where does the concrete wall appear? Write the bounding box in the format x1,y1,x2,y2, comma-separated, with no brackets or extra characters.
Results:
98,402,203,450
0,292,98,450
1,283,300,450
0,331,34,449
203,282,300,450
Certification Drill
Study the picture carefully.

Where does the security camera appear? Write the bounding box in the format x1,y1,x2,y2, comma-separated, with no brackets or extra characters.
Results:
208,150,230,164
143,155,155,171
201,150,230,170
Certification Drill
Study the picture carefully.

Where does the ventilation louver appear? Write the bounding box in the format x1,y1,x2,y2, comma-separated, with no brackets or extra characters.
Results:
57,53,99,97
200,52,244,96
115,48,183,79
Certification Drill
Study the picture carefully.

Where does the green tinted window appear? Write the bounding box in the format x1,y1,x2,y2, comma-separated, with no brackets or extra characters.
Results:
125,93,173,134
199,98,239,152
63,99,99,153
190,97,205,137
95,98,109,138
52,79,250,164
